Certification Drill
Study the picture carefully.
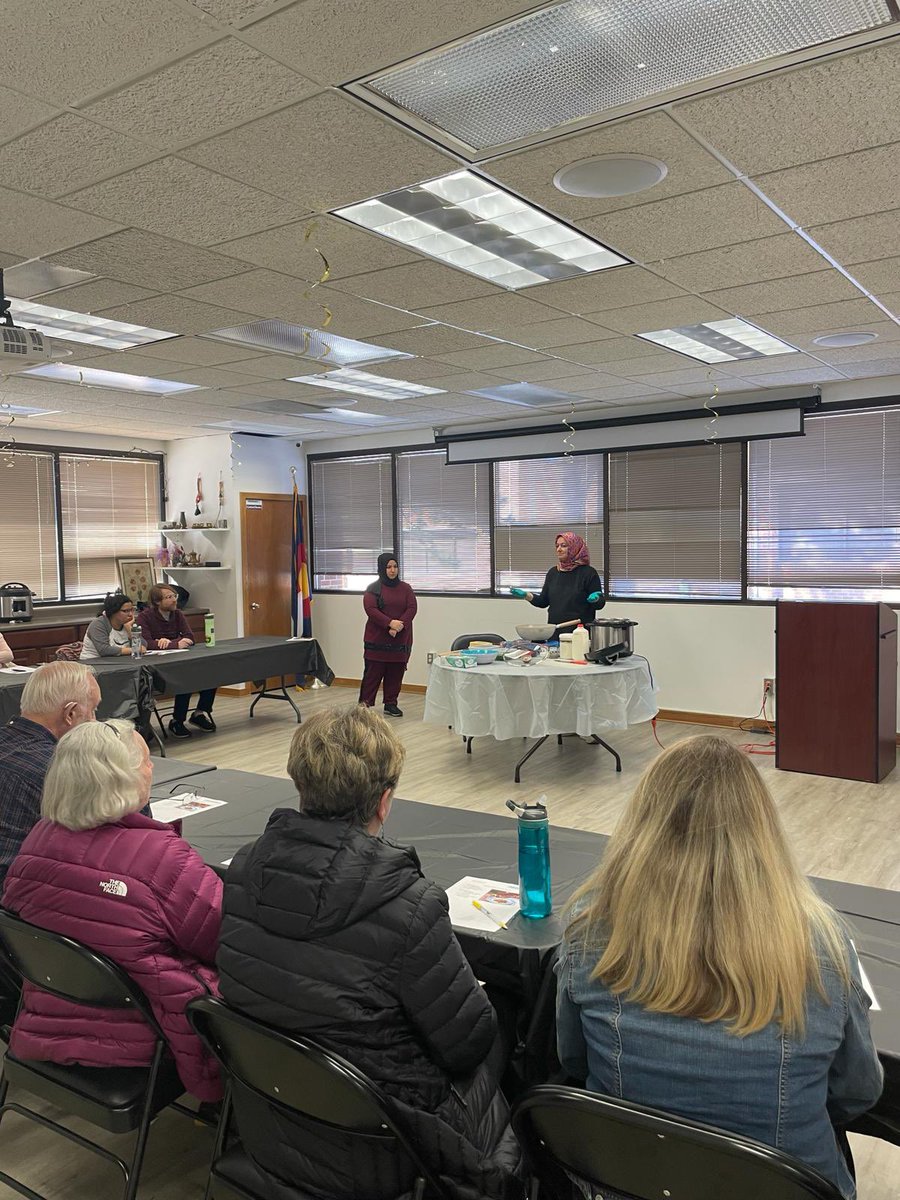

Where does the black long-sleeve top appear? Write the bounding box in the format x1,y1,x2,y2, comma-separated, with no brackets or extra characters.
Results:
530,563,605,628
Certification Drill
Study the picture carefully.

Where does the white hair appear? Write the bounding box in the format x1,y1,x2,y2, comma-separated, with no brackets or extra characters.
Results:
42,720,145,831
21,661,97,716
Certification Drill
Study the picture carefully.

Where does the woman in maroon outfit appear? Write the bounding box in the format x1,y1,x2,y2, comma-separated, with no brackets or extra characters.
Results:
360,553,417,717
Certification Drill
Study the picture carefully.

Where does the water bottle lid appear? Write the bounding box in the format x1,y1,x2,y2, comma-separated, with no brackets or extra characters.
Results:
506,798,548,820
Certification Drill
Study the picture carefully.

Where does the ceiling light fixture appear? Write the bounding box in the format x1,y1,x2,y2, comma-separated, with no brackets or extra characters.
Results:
553,155,668,198
812,331,880,347
286,367,445,400
0,403,62,416
4,261,94,298
359,0,894,152
637,318,798,363
202,319,411,366
23,363,205,395
9,300,176,351
469,382,586,407
335,170,628,290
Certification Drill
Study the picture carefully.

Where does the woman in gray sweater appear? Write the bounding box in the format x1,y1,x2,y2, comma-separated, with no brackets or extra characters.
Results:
81,593,145,661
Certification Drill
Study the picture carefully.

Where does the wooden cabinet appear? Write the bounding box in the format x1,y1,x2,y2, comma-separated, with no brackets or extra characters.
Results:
0,608,209,665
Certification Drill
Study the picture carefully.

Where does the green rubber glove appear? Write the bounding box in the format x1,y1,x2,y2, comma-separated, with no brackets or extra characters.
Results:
587,591,602,604
510,587,527,598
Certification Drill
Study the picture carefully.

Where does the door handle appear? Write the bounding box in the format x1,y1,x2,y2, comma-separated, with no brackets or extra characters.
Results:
250,602,260,610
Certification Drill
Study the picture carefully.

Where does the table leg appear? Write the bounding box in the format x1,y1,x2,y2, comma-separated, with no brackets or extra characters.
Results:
515,735,549,784
591,735,622,772
249,675,303,723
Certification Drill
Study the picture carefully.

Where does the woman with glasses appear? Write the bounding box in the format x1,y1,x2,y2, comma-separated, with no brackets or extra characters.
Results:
80,592,145,660
2,719,223,1101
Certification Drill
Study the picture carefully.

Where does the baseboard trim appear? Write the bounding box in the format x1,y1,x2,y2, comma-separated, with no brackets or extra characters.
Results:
332,677,428,695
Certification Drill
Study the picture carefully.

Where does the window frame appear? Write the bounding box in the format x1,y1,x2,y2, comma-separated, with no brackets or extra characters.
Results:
0,441,165,607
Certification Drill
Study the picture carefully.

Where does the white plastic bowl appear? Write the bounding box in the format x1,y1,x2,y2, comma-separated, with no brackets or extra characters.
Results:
516,624,556,642
463,647,500,664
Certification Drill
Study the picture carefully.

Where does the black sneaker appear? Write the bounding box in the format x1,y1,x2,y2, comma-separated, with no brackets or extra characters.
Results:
189,711,216,732
384,704,403,718
168,719,192,738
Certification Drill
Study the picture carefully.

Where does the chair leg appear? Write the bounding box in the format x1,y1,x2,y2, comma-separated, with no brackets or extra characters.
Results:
123,1041,166,1200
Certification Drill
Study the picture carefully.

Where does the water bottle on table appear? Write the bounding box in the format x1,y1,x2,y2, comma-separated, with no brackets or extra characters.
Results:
506,796,552,918
130,621,143,658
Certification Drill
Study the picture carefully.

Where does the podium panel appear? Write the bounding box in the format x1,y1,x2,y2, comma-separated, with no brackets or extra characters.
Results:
775,601,896,783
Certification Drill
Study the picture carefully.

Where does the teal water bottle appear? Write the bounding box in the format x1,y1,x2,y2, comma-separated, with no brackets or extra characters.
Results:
506,796,551,919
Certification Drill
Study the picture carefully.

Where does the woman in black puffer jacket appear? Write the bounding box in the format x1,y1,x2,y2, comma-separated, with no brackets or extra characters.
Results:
217,704,523,1200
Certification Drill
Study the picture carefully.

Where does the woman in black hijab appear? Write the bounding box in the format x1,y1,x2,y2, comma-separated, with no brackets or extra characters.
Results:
359,553,417,717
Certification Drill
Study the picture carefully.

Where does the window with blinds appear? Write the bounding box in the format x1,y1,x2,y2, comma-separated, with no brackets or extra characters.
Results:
748,409,900,602
493,455,604,590
608,442,742,599
310,454,394,590
0,451,60,601
397,449,491,592
59,455,161,599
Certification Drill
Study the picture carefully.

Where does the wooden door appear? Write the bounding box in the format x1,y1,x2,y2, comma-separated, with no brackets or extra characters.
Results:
240,492,299,637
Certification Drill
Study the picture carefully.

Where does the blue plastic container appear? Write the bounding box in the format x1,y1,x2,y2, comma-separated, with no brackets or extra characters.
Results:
506,797,552,919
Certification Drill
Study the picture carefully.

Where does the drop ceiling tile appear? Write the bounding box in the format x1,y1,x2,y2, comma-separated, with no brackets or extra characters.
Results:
161,365,275,388
0,186,120,258
188,0,285,23
73,350,189,376
242,0,540,86
52,229,248,291
535,266,684,317
806,338,900,366
599,298,733,336
702,270,860,317
35,278,158,312
845,256,900,297
413,292,562,332
183,91,456,209
633,366,736,389
489,111,731,220
582,183,785,262
364,325,492,356
95,294,262,334
360,357,469,381
484,358,596,383
808,209,900,266
754,143,900,228
0,87,60,145
221,354,332,378
66,158,305,246
214,215,419,279
548,336,662,366
2,0,213,106
126,335,269,366
413,371,515,392
750,298,888,336
486,317,619,349
329,260,496,309
650,233,828,294
716,353,825,377
84,40,316,147
739,367,846,386
0,252,22,268
597,354,694,378
0,115,156,199
569,382,674,402
676,41,900,176
667,378,763,397
553,371,632,393
431,345,551,370
830,357,900,378
789,321,900,352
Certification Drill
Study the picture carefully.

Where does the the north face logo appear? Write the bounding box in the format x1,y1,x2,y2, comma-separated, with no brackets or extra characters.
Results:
99,878,128,897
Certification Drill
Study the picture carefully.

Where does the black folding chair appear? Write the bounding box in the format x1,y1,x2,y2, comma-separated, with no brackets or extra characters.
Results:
0,909,196,1200
187,995,452,1200
510,1084,845,1200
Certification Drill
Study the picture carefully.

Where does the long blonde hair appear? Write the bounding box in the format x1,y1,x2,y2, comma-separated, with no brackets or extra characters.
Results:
566,735,849,1036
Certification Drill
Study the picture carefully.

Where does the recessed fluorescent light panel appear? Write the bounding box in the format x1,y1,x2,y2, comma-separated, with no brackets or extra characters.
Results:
361,0,894,152
24,363,204,395
0,404,62,416
470,383,585,407
335,171,627,289
287,367,444,400
205,419,310,435
4,261,94,298
9,300,175,350
202,319,411,366
637,319,799,364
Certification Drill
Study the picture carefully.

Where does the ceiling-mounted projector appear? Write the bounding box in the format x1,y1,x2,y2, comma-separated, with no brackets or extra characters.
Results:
0,325,71,364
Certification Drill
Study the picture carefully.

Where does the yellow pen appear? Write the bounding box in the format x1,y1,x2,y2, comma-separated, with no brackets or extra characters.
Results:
472,899,507,929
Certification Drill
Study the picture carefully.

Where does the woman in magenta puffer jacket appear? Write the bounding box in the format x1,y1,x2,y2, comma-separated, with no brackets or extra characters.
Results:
1,719,223,1100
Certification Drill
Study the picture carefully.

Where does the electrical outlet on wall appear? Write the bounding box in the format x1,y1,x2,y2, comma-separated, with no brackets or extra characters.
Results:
764,677,776,697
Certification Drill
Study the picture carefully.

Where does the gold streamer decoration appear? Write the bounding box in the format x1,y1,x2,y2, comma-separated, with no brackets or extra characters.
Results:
562,396,577,456
704,373,720,442
299,221,333,362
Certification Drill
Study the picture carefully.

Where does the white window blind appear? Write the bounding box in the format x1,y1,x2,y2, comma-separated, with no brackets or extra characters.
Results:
748,409,900,602
59,455,160,600
397,449,491,592
311,454,394,590
608,442,742,599
493,454,604,590
0,451,60,601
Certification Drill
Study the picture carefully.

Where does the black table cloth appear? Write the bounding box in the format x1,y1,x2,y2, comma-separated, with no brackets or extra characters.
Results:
145,636,334,696
0,659,144,724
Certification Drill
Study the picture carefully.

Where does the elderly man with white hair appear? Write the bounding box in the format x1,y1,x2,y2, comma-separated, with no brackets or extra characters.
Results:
0,661,100,889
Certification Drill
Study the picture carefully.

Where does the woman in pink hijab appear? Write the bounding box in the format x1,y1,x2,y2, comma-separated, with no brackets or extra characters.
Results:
510,532,604,634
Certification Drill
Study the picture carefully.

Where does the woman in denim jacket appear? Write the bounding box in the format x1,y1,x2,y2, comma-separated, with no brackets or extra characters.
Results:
556,735,883,1199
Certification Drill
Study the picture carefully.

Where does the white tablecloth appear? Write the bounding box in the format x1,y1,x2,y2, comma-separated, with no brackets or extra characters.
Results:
424,657,658,741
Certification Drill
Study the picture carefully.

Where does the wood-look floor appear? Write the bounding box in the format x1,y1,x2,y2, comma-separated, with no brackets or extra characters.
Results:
3,684,898,1198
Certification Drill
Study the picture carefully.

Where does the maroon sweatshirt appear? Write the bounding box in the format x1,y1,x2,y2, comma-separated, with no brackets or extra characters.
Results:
136,606,195,650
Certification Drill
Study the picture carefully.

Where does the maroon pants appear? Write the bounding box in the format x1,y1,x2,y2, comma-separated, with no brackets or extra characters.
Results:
359,659,406,706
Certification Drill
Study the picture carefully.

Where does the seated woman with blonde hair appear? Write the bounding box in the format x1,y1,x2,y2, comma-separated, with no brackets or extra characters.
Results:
557,735,882,1200
2,719,223,1101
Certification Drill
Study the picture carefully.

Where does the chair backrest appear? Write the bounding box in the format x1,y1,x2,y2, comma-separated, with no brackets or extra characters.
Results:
0,909,161,1034
55,641,84,661
511,1085,844,1200
188,996,452,1198
450,633,505,651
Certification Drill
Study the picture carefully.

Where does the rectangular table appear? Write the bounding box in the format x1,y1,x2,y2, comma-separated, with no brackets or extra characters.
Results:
0,658,145,724
160,762,900,1138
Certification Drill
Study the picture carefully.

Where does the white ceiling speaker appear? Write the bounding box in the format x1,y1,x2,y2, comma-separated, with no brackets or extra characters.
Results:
553,154,668,198
812,331,879,348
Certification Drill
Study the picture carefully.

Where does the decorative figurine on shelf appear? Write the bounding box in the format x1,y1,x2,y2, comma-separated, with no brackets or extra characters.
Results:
178,511,187,529
171,544,186,567
187,551,202,567
215,471,226,528
155,546,170,568
195,474,203,517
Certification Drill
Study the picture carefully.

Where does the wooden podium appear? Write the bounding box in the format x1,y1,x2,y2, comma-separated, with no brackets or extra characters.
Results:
775,601,897,782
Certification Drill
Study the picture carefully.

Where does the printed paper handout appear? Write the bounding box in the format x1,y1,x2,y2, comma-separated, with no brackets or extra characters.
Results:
151,793,227,824
0,664,36,673
851,940,881,1011
446,876,520,932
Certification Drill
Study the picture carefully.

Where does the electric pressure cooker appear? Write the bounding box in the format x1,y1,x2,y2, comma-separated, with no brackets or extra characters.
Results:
0,582,35,623
586,618,637,664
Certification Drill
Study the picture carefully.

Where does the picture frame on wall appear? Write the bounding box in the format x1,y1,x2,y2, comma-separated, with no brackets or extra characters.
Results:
116,558,157,605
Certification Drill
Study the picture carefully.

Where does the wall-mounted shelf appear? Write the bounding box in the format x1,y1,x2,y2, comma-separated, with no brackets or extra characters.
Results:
159,526,229,535
164,566,232,572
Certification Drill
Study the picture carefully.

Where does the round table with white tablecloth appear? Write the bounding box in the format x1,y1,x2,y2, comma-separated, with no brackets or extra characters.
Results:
423,656,658,781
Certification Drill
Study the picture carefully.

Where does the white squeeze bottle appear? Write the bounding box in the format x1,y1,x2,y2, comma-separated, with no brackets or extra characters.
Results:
571,623,589,661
